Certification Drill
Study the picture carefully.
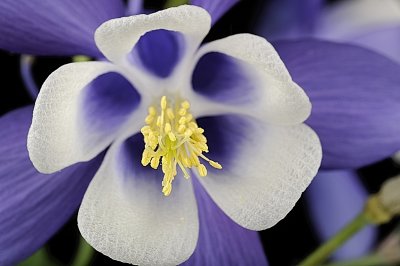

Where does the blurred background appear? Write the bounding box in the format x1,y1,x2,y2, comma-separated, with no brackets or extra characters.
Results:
1,0,399,265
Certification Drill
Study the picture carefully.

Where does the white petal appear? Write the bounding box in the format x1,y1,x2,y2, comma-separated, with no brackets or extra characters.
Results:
78,136,199,265
198,116,322,230
28,62,145,173
95,5,210,87
187,33,311,125
315,0,400,39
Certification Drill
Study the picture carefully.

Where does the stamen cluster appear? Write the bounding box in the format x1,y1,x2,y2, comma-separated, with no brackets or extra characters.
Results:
141,96,222,196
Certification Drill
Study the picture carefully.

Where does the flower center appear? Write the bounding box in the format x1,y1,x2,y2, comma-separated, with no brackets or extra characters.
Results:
140,95,222,196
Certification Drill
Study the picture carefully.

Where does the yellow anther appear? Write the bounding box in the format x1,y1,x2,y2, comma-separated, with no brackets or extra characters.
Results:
179,117,186,125
141,157,151,166
181,101,190,109
165,123,172,133
196,127,204,134
161,96,167,109
193,134,207,143
209,160,222,169
150,157,160,169
186,114,193,122
141,150,151,166
143,149,150,157
140,95,222,196
168,132,176,141
197,164,207,177
167,108,175,120
184,129,193,138
145,115,154,124
148,132,157,143
196,142,208,151
162,184,172,196
148,106,157,115
141,126,151,134
178,125,186,133
188,122,198,131
179,108,187,116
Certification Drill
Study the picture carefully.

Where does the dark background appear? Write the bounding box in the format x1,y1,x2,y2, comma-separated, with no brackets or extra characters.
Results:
1,0,399,265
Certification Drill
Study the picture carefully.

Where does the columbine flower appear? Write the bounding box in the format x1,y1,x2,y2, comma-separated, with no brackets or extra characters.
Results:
280,3,400,258
1,1,272,265
25,5,322,265
257,0,400,260
0,2,323,265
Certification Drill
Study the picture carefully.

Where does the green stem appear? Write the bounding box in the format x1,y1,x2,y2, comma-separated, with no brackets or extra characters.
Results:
322,255,389,266
18,248,55,266
164,0,188,8
71,237,95,266
299,213,370,266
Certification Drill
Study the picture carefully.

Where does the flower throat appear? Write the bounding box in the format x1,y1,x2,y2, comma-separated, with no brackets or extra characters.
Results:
141,96,222,196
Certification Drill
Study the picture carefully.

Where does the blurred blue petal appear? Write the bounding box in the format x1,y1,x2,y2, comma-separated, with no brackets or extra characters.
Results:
190,0,239,24
181,178,268,266
306,170,377,260
0,0,125,57
314,0,400,64
350,26,400,64
0,106,103,265
256,0,324,40
274,39,400,169
126,0,143,16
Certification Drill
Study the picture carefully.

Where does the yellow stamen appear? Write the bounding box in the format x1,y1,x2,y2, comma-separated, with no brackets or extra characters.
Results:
148,106,156,115
181,101,190,109
178,108,187,116
209,160,222,169
140,95,222,196
145,115,154,125
197,164,207,177
178,125,186,133
150,157,160,169
161,96,167,109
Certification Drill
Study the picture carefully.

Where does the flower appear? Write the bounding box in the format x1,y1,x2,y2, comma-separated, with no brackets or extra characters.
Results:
0,1,323,265
0,1,268,265
25,5,322,265
284,4,400,256
257,0,400,260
